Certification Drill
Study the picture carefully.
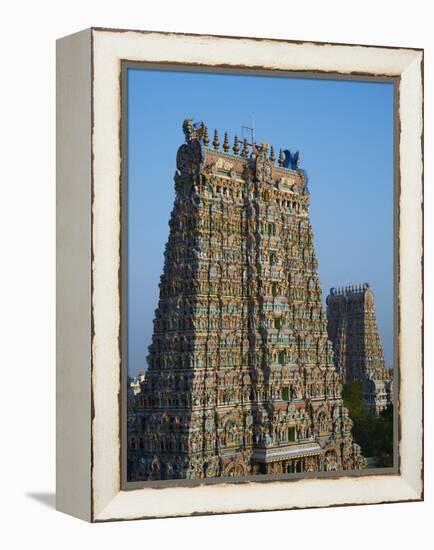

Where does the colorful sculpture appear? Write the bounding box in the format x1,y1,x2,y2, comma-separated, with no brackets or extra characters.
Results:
127,120,366,481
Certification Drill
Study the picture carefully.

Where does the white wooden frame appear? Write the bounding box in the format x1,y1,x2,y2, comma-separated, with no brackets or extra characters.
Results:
56,27,423,522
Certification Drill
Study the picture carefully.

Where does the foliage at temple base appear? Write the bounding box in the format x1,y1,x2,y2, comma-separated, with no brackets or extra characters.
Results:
342,381,394,467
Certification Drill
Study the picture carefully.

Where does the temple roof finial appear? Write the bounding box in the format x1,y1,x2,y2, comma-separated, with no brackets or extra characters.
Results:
203,125,209,147
241,138,249,158
270,145,275,163
223,132,230,152
213,129,220,151
233,135,240,155
278,148,285,167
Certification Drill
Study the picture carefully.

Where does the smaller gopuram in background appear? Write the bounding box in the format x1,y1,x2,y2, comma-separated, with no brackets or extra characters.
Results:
326,283,393,415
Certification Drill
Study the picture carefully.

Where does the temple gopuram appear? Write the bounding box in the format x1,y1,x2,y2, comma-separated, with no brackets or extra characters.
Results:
127,119,366,481
326,284,393,415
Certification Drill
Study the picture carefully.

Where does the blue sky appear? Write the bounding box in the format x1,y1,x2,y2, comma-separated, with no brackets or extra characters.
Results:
127,68,394,375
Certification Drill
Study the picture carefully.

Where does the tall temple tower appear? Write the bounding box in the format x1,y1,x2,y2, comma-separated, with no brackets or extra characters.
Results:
326,284,393,415
127,120,366,481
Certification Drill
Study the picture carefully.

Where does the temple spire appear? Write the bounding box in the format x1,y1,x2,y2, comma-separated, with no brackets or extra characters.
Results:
127,119,367,480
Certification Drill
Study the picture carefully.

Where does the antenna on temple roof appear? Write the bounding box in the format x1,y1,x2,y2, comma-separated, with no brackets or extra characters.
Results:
242,113,256,146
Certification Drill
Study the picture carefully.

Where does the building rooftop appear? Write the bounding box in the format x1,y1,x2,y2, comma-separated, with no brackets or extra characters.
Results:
182,118,303,173
328,283,371,297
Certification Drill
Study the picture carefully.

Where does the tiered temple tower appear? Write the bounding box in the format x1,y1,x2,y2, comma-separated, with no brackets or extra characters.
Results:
326,284,393,414
127,119,366,481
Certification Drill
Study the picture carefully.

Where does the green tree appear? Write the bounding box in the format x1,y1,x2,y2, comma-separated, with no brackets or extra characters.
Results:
342,381,393,467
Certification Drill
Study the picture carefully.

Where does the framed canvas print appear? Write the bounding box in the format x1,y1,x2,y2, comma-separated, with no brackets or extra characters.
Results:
56,27,423,522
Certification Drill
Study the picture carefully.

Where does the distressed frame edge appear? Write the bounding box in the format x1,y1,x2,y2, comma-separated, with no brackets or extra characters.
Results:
89,28,423,522
396,52,424,498
95,477,422,522
91,25,424,53
56,27,93,522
